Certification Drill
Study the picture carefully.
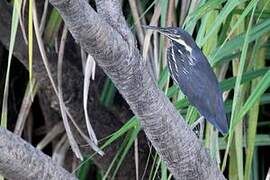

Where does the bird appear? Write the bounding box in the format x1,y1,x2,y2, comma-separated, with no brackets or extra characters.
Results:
143,25,228,135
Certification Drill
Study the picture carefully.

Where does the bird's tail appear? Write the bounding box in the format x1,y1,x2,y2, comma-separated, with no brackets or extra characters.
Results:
212,99,229,135
216,112,228,135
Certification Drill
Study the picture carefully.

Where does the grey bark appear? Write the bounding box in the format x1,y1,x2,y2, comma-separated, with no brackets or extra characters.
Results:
0,127,77,180
49,0,226,179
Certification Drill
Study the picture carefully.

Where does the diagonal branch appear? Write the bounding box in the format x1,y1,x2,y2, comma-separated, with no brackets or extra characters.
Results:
95,0,156,80
49,0,225,179
95,0,130,35
0,127,77,180
0,0,149,178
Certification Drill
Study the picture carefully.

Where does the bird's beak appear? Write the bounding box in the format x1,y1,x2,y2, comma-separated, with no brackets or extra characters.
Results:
142,25,172,38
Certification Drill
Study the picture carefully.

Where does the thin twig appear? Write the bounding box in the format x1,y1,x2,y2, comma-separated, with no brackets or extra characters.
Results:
14,79,38,136
36,121,65,150
39,0,49,34
57,25,83,160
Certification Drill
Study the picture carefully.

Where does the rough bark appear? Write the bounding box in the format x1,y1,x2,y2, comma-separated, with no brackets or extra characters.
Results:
0,127,77,180
0,0,149,179
49,0,226,179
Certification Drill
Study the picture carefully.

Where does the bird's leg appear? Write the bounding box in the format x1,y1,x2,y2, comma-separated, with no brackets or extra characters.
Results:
191,116,205,140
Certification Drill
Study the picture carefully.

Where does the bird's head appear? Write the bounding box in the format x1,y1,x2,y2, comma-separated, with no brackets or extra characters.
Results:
142,25,193,53
142,25,182,38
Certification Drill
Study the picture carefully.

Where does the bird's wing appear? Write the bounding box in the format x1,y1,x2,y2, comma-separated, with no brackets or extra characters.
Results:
167,46,211,103
168,45,217,117
186,54,228,133
167,42,228,133
188,54,219,115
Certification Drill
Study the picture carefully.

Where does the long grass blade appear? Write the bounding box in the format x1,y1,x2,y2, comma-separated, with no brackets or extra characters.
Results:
14,79,38,136
222,3,257,172
1,0,22,128
212,0,260,62
28,0,33,100
57,26,83,160
44,8,62,45
199,0,245,46
211,18,270,65
238,69,270,121
244,73,260,180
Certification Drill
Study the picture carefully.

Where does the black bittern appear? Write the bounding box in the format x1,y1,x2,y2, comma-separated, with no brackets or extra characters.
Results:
143,25,228,134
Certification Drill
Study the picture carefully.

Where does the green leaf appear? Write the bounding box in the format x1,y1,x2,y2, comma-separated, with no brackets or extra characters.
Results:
100,78,117,107
212,0,260,63
103,124,141,180
199,0,246,46
44,8,62,45
211,18,270,65
239,69,270,120
219,134,270,150
184,0,227,30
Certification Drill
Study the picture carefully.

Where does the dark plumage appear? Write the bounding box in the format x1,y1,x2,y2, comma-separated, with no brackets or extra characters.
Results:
143,26,228,134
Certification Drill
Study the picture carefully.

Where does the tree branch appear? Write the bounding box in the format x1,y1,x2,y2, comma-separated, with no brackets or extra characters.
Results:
95,0,130,37
49,0,225,179
0,127,77,180
95,0,134,44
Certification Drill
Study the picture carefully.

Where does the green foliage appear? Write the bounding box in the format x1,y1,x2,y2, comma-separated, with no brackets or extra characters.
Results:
44,8,62,46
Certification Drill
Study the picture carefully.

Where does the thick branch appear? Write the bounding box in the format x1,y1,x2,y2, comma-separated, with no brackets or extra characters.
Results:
49,0,225,179
95,0,134,46
0,127,77,180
